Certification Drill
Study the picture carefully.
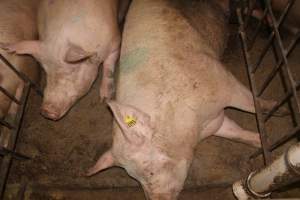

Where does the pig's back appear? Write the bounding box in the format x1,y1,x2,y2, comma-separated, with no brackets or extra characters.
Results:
117,0,232,118
38,0,119,50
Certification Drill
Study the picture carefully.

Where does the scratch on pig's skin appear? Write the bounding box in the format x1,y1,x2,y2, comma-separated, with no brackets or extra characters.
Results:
119,48,149,73
185,102,197,112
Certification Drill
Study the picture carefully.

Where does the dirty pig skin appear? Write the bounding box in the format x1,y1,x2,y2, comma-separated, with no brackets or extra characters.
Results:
86,0,285,199
1,0,130,120
0,0,40,120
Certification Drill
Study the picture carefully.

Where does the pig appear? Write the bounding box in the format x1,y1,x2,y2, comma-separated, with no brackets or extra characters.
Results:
0,0,40,147
1,0,129,120
87,0,282,199
0,0,40,121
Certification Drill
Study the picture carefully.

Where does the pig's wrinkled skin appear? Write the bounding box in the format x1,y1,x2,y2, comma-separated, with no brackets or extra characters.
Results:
252,0,300,34
1,0,126,120
0,0,40,120
87,0,279,199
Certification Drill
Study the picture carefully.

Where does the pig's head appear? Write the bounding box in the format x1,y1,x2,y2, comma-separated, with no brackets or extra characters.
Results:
0,41,100,120
87,101,190,200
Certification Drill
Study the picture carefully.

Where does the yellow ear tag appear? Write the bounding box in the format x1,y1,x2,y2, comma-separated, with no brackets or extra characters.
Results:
125,115,137,127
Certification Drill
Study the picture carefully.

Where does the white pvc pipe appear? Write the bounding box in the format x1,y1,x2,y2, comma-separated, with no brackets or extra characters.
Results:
233,143,300,200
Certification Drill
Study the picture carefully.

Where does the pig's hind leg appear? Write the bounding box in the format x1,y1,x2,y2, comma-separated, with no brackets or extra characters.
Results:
228,77,288,116
213,115,261,148
100,49,120,101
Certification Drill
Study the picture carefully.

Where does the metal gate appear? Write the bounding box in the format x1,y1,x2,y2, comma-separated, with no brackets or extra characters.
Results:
234,0,300,198
0,54,42,199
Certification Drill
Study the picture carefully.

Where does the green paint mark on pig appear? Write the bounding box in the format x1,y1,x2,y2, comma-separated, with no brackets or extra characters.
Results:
119,47,149,73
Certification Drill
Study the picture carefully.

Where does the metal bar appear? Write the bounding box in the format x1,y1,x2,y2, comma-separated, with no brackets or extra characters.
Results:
0,147,30,160
263,81,300,122
0,85,21,105
0,119,14,130
264,0,300,112
257,31,300,97
251,31,275,73
248,7,269,51
237,8,272,164
0,54,43,97
251,125,300,159
277,0,296,28
0,83,31,199
243,0,255,29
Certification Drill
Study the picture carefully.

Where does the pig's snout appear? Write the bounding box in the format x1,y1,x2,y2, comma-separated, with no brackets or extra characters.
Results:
40,104,63,121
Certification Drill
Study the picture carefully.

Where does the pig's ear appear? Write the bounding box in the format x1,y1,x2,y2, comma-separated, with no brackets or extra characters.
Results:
107,100,153,145
86,150,115,176
0,41,41,57
64,43,97,63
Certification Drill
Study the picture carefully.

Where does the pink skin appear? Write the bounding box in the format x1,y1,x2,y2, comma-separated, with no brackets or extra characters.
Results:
87,0,287,199
0,0,40,120
84,0,272,199
1,0,125,120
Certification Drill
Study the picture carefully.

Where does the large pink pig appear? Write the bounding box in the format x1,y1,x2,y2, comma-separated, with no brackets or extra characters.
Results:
0,0,40,120
1,0,129,120
87,0,284,199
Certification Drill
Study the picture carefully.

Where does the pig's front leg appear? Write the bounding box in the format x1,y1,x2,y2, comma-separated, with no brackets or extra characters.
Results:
100,49,120,101
213,115,261,148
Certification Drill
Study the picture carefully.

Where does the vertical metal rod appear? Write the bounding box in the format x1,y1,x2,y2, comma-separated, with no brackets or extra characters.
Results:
257,33,299,97
248,8,269,50
237,8,272,164
0,84,30,199
251,125,300,158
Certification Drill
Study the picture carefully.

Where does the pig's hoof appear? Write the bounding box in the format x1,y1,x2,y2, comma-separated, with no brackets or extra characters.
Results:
85,167,95,177
253,138,262,149
99,87,115,102
100,78,115,101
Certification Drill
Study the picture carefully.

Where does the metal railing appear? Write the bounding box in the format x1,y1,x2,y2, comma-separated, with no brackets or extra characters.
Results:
0,54,42,200
236,0,300,165
234,0,300,198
